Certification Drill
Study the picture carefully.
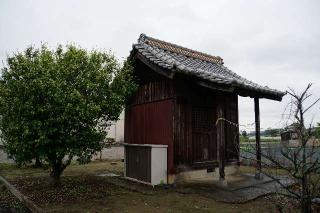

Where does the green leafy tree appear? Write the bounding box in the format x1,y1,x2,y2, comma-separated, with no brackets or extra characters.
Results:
315,123,320,139
0,45,137,184
241,130,247,138
264,128,280,137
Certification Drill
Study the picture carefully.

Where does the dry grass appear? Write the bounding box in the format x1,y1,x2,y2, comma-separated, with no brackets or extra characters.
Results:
0,161,300,212
0,159,123,180
239,165,289,176
56,190,279,213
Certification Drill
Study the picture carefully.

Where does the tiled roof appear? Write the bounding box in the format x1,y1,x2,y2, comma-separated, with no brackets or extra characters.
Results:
131,33,286,101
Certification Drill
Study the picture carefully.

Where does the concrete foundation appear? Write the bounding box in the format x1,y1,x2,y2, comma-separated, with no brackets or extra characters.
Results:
168,165,239,184
92,146,124,161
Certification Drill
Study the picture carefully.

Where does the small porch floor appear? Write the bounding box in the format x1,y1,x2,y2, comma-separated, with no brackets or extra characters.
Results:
175,173,294,203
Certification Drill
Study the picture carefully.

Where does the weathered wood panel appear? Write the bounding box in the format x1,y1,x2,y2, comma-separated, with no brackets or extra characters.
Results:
173,102,192,167
129,80,174,105
217,96,225,179
173,80,239,170
125,71,239,175
124,99,174,173
173,81,219,170
192,107,217,163
224,94,239,161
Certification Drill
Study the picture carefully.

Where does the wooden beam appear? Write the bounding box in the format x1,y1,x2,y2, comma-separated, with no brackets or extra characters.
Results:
135,53,174,79
254,97,262,178
0,176,43,213
217,98,225,180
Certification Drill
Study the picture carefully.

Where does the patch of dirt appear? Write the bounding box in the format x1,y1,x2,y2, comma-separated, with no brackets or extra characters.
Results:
0,183,29,213
8,175,292,213
11,176,127,206
2,162,316,212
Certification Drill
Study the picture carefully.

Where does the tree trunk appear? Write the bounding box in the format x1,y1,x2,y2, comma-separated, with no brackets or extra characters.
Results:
34,156,43,168
49,166,63,185
49,161,65,186
48,155,73,186
301,198,312,213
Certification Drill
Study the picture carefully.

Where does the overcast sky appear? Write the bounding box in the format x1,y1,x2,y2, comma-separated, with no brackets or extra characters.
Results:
1,0,319,131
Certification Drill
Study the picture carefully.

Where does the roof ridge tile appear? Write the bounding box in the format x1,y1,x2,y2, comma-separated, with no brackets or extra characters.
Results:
139,33,224,65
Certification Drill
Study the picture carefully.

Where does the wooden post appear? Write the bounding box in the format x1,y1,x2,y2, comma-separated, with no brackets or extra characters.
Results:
217,100,225,181
254,97,262,179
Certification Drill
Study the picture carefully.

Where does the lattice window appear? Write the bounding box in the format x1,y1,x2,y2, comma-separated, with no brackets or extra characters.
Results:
192,107,214,131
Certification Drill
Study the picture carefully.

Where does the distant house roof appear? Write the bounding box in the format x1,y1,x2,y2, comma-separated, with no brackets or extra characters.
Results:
130,33,286,101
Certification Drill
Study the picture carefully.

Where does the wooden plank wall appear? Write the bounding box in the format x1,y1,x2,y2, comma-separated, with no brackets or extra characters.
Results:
173,102,192,167
173,82,239,170
129,80,174,106
173,83,218,169
125,73,239,174
224,94,239,161
125,80,175,173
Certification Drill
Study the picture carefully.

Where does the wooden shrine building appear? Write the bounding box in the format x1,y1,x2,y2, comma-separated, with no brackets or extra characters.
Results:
124,34,285,184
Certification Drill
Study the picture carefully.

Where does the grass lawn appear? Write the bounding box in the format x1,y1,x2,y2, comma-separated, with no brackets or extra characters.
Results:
0,160,299,212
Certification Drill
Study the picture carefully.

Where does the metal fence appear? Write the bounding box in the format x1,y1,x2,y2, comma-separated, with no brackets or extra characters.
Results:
240,143,320,167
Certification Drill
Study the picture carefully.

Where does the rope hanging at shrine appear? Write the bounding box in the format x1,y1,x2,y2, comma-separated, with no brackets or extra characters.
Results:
215,117,255,128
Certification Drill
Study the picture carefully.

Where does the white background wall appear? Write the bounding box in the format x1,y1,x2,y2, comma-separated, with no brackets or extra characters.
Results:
0,111,126,163
106,111,125,142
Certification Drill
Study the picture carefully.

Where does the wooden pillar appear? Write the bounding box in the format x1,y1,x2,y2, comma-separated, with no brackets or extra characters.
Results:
217,100,225,180
254,97,262,178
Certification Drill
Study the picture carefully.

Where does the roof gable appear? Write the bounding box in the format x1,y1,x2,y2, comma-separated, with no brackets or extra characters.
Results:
145,36,224,65
130,33,286,101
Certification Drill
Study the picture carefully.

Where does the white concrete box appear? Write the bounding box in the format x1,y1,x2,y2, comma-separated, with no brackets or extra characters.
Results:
124,143,167,185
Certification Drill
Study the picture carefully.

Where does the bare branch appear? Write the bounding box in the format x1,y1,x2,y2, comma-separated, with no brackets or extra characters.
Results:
241,83,319,212
303,98,320,114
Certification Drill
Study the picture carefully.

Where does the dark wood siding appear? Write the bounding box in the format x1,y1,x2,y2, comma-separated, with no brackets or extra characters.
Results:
125,63,240,175
125,146,151,182
173,79,239,170
224,94,239,161
173,102,192,167
125,99,174,173
192,107,217,163
173,81,219,169
130,80,174,105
